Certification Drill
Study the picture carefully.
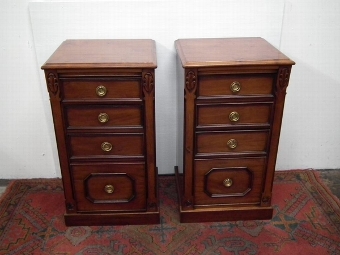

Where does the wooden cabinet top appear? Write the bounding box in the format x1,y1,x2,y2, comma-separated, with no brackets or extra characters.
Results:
175,37,295,68
42,39,157,69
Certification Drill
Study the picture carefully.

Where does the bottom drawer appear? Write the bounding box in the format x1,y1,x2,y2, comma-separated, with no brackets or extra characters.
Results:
71,163,146,212
194,158,266,206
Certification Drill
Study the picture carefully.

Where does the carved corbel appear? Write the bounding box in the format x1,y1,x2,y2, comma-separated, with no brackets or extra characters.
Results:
275,67,291,97
46,72,60,98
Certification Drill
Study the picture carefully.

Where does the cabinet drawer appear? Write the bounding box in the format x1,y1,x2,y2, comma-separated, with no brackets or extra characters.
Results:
69,133,144,159
194,158,266,206
196,130,269,155
65,105,143,129
62,79,141,100
197,103,272,127
198,74,273,97
71,163,146,212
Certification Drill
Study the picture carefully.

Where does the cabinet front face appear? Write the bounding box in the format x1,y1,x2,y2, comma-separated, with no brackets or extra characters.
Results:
42,39,159,226
175,38,294,223
192,70,275,208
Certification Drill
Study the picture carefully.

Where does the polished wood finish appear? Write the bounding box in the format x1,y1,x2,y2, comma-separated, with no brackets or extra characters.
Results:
62,79,142,100
71,163,146,212
175,37,294,223
42,39,159,225
197,102,272,127
198,74,274,97
194,158,266,205
65,105,143,128
196,130,269,155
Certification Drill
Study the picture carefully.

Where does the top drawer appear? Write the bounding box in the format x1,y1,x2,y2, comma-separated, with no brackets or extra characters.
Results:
62,78,141,100
198,74,274,97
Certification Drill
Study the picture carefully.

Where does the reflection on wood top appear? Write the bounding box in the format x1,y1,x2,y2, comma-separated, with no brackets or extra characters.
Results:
42,39,157,69
175,37,295,67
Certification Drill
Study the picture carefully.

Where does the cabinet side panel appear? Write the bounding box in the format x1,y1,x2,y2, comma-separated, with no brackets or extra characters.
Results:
176,55,184,173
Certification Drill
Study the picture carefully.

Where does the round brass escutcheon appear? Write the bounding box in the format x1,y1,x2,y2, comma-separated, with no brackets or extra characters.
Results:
101,142,112,152
223,178,233,188
229,111,240,122
96,85,107,97
98,113,109,123
227,139,238,149
230,81,241,93
104,184,115,194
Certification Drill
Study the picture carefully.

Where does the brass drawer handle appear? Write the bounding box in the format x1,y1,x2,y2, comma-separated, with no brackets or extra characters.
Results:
96,85,107,97
98,113,109,123
104,184,114,194
229,111,240,122
101,142,112,152
223,178,233,187
230,81,241,93
227,139,237,149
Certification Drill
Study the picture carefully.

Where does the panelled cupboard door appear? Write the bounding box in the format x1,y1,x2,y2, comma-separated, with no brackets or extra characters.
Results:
175,37,295,223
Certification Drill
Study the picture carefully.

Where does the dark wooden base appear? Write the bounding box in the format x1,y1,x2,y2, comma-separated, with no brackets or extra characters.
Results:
64,211,160,226
174,166,273,223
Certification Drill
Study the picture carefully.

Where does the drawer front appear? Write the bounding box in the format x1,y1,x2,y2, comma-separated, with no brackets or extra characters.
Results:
62,79,141,100
196,131,269,155
198,74,274,97
69,133,144,159
71,163,146,212
197,103,272,127
194,158,266,206
65,105,143,129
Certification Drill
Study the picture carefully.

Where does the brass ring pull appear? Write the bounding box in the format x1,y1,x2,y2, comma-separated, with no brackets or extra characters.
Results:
101,142,112,152
229,111,240,122
227,139,237,149
96,85,107,97
230,81,241,93
98,113,109,123
223,178,233,187
104,184,114,194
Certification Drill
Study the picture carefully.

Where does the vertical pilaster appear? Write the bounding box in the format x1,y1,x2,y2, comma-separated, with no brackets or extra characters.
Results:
262,66,292,206
183,68,197,209
45,70,76,213
142,69,158,211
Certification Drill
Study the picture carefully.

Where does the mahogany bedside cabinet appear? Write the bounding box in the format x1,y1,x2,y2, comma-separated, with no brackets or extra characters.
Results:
175,37,295,223
42,39,159,226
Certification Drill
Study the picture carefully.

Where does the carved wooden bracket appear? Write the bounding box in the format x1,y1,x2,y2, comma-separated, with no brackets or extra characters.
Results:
261,194,271,205
275,67,291,97
47,72,59,96
185,70,197,93
142,71,155,96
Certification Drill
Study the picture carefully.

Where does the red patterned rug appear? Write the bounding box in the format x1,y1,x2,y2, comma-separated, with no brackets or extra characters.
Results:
0,170,340,255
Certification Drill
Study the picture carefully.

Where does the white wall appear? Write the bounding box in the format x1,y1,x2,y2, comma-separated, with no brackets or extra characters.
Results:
0,0,339,178
0,0,57,178
277,0,340,169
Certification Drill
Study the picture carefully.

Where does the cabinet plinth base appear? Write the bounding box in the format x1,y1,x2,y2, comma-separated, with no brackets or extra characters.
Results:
64,211,160,226
174,166,273,223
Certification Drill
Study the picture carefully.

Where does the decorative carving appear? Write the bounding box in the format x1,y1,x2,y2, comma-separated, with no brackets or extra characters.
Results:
47,73,59,96
148,202,157,209
275,67,291,96
66,203,74,211
142,72,154,94
262,196,271,204
185,70,197,93
185,200,192,207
